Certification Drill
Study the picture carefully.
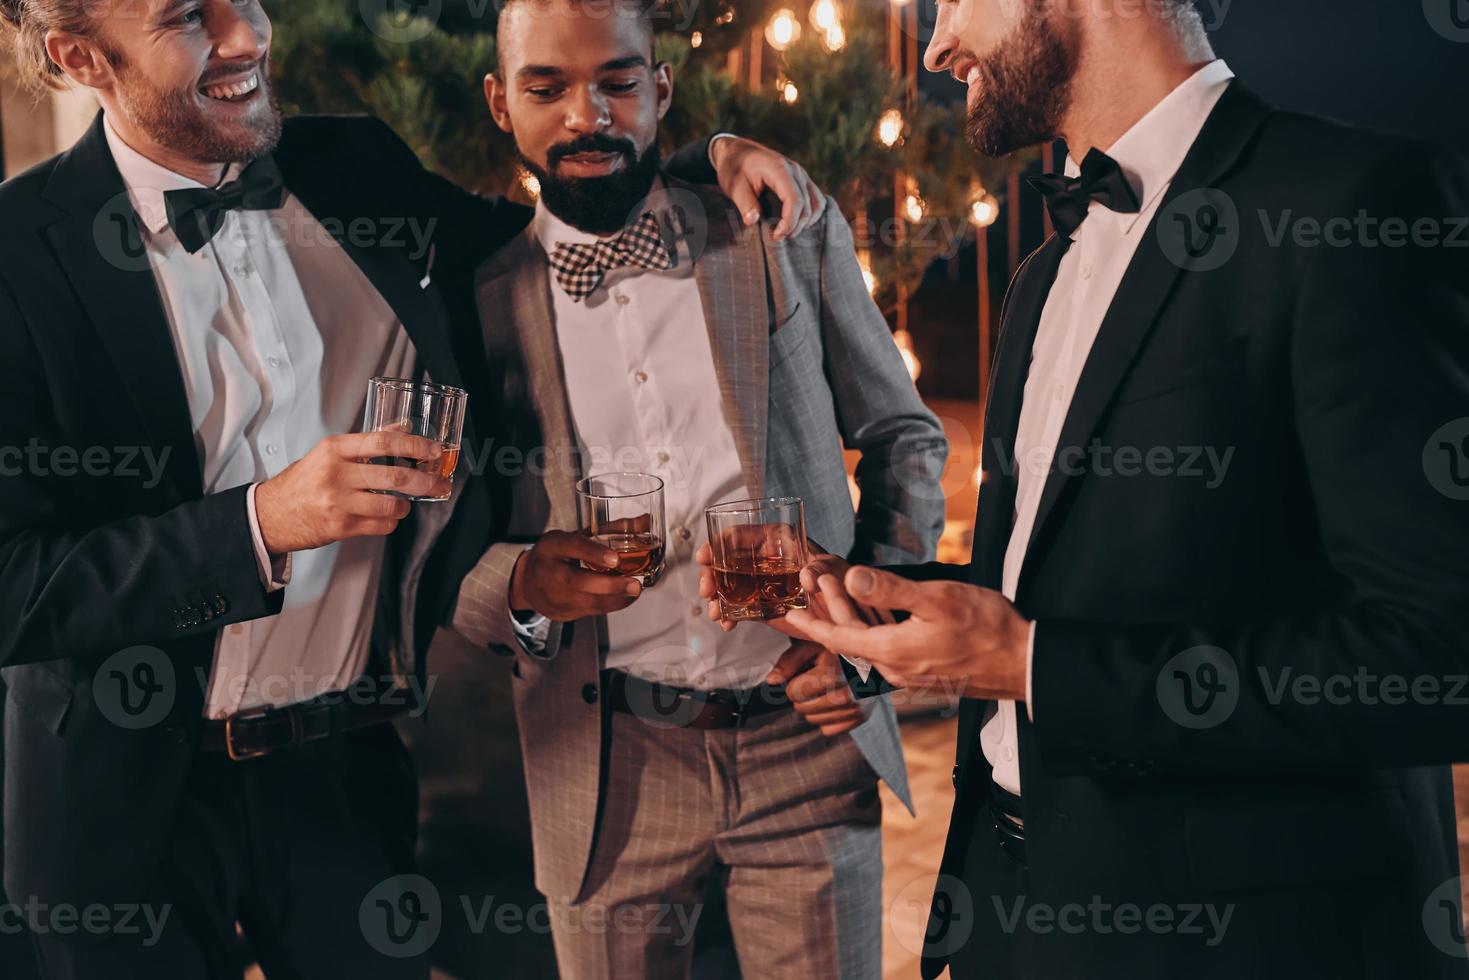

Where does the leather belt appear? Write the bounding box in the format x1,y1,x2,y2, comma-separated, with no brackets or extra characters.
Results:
989,781,1028,866
602,670,791,730
200,690,415,761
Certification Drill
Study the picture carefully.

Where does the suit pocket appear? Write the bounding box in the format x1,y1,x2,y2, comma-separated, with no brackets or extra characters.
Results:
769,305,814,370
4,666,76,736
1185,792,1412,893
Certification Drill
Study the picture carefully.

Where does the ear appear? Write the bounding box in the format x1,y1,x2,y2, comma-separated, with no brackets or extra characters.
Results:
653,60,673,122
484,72,514,134
45,30,116,92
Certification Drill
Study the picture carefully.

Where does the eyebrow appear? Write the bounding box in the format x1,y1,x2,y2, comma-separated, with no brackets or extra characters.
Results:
515,55,649,80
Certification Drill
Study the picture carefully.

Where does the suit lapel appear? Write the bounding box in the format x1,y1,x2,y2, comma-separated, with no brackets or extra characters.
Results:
685,182,770,495
274,128,459,391
480,229,582,527
973,235,1070,589
41,114,202,501
1018,84,1272,595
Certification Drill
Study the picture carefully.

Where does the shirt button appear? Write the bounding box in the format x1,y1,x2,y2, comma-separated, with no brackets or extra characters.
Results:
690,604,703,618
614,293,630,306
265,443,279,456
656,451,671,465
1004,746,1016,761
267,356,281,368
634,370,649,385
1052,383,1065,402
230,625,243,636
677,527,692,542
1080,264,1093,280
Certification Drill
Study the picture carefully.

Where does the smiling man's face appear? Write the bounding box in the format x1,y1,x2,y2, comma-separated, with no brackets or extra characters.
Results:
91,0,281,165
486,0,673,233
923,0,1079,157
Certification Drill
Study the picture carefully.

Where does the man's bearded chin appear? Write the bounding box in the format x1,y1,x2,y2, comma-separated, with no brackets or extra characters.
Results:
963,7,1077,158
112,52,283,165
522,136,663,235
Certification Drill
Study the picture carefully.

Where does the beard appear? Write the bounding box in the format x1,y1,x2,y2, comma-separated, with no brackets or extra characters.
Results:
521,133,663,235
964,4,1078,158
109,48,283,165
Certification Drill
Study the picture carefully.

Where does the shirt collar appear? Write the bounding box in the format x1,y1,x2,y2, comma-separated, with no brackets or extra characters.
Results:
1065,59,1235,236
103,113,244,236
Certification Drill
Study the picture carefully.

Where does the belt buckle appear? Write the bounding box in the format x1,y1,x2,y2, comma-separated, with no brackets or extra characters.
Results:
224,704,302,762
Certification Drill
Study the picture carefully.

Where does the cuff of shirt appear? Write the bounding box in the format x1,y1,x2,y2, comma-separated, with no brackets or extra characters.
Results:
707,132,736,168
1023,620,1037,723
510,603,552,654
246,483,290,593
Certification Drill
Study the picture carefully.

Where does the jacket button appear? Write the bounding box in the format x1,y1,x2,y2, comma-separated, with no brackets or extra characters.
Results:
951,765,961,789
581,684,598,704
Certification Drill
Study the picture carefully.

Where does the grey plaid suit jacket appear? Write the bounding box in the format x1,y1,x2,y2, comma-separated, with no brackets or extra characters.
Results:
453,178,949,903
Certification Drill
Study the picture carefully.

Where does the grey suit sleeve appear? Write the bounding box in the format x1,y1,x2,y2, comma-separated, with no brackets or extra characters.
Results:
814,198,950,566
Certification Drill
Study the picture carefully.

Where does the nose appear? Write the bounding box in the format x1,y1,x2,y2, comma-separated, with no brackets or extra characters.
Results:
563,85,612,135
923,5,957,74
214,0,270,63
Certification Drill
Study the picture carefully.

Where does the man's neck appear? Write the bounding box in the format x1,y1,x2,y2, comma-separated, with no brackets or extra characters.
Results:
1057,27,1215,161
103,108,228,187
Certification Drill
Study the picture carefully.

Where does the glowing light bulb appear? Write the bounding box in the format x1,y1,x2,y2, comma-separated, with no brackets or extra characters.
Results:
765,9,801,50
877,108,904,147
691,30,703,48
969,191,999,228
782,81,800,103
810,0,838,30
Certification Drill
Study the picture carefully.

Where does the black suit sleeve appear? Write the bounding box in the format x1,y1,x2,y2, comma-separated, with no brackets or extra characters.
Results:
0,277,283,668
1030,147,1469,772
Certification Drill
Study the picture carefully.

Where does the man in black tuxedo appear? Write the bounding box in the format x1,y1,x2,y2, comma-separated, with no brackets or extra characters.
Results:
782,1,1469,977
0,0,819,976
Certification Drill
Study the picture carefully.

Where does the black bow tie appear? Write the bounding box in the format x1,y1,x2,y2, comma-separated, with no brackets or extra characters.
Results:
163,155,286,254
1026,148,1141,238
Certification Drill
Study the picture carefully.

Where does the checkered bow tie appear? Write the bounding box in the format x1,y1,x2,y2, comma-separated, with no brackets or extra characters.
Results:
548,211,675,301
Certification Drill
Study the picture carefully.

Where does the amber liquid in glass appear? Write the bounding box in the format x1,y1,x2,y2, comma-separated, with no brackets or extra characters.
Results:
714,556,808,621
581,531,666,586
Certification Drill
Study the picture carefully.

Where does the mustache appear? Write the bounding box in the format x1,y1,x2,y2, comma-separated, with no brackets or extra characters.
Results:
547,134,638,169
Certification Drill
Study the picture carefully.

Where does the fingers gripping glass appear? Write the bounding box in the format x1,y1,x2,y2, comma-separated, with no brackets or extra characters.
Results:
576,472,668,588
363,377,467,502
705,496,810,622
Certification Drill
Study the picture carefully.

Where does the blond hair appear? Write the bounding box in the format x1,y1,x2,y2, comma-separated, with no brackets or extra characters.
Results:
0,0,102,94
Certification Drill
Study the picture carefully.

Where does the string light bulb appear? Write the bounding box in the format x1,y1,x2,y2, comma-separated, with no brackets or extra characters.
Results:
968,189,999,228
877,108,904,147
765,8,801,50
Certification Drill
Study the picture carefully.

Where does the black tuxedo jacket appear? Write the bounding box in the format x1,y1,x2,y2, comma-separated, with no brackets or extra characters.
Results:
917,85,1469,977
0,112,718,916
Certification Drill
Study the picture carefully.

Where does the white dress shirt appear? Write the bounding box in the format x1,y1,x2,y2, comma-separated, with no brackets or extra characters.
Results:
985,61,1236,796
104,117,417,719
529,183,791,691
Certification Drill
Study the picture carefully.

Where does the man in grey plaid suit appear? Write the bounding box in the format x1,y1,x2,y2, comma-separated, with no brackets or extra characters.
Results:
450,0,948,975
